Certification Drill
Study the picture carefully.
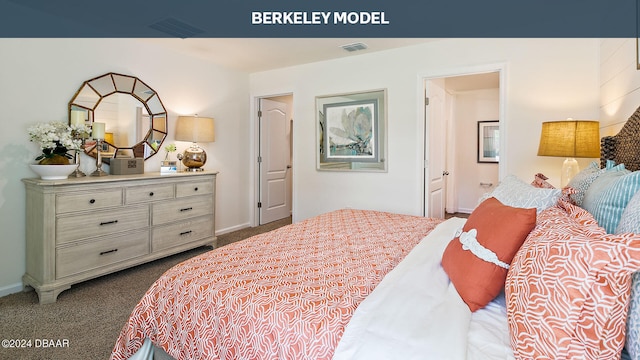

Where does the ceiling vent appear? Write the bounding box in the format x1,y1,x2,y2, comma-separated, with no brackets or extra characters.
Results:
149,17,204,38
340,42,368,52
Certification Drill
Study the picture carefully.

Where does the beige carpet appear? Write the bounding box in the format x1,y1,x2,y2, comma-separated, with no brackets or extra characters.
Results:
0,217,291,360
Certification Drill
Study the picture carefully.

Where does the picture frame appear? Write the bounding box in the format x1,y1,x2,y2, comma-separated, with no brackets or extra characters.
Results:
316,89,387,172
477,120,500,163
160,160,178,174
322,99,378,163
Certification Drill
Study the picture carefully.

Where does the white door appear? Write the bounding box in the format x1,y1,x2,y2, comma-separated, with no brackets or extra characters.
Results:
425,80,447,218
259,98,292,224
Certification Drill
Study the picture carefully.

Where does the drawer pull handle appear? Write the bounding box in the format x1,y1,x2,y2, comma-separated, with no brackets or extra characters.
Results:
89,199,96,204
194,187,198,191
180,207,193,212
99,249,118,255
149,192,154,197
100,220,119,226
180,230,192,236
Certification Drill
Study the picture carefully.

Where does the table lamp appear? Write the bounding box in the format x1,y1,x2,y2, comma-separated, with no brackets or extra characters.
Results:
537,120,600,187
175,115,215,172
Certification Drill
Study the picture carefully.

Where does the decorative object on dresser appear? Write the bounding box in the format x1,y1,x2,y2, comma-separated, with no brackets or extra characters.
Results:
163,143,177,161
68,72,168,161
27,120,88,179
109,158,145,175
160,143,179,174
22,171,218,304
29,164,79,180
28,121,79,165
537,119,600,187
69,111,90,177
175,115,215,171
90,122,108,176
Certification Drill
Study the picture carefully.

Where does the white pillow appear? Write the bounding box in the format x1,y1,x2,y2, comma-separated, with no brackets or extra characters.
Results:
479,175,561,213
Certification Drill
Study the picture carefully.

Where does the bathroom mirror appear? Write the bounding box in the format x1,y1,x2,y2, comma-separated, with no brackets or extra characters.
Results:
68,72,168,160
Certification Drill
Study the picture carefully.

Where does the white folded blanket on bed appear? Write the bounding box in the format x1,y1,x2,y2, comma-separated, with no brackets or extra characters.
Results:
333,217,514,360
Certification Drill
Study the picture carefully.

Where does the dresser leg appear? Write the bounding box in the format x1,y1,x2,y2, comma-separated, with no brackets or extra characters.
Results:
35,286,70,305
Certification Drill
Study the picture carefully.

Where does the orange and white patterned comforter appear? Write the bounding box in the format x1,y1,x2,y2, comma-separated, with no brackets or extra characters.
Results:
111,209,442,360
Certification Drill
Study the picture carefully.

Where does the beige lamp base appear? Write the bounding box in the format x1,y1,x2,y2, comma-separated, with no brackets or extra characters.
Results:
561,158,579,188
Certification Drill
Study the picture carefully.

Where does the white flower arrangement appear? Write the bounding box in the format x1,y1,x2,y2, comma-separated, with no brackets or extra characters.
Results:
28,121,89,161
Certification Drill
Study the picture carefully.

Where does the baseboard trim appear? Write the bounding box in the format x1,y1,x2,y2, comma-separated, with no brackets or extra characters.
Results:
457,208,474,214
216,223,251,236
0,282,24,298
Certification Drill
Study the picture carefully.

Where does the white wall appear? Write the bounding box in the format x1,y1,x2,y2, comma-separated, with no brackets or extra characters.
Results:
600,38,640,134
250,38,601,221
0,38,603,297
451,88,500,213
0,38,250,296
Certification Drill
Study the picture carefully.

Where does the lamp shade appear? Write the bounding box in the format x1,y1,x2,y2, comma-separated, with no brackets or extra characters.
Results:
537,120,600,158
104,132,114,145
175,116,215,143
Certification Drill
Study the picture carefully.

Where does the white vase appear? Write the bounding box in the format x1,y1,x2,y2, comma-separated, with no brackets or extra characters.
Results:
29,164,78,180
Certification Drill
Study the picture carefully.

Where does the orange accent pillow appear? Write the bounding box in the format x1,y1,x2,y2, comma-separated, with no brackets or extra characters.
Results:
441,197,536,312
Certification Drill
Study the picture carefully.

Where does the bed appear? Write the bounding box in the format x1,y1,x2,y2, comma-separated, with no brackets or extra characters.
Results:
111,109,640,360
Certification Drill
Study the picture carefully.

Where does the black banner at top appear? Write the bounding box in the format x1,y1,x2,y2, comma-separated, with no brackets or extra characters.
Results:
0,0,637,38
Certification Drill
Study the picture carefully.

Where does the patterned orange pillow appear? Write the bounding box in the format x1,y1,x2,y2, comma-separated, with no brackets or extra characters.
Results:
441,197,536,312
506,200,640,359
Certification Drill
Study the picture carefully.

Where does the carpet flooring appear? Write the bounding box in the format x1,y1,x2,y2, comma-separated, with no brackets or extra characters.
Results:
0,217,291,360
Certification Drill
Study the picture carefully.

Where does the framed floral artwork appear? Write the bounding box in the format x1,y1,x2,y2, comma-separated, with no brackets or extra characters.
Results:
323,99,378,162
316,89,387,172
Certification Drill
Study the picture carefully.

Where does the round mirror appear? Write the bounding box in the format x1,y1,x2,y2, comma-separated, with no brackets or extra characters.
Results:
68,72,168,160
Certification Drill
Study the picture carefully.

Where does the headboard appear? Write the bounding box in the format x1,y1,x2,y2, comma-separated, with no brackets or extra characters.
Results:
601,106,640,171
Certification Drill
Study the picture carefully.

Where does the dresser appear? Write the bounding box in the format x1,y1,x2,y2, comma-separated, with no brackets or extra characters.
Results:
22,171,217,304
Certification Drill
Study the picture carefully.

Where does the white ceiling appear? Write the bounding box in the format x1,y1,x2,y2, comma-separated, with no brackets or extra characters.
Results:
143,38,499,91
142,38,440,73
445,72,500,92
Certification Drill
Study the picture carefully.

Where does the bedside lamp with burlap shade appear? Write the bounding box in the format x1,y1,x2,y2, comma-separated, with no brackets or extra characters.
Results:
537,120,600,187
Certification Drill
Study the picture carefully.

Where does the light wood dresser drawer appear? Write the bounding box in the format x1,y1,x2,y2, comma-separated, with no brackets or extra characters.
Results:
56,189,123,214
56,205,149,245
126,183,174,204
56,230,149,278
23,171,217,304
152,216,214,252
152,196,213,225
176,180,214,198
